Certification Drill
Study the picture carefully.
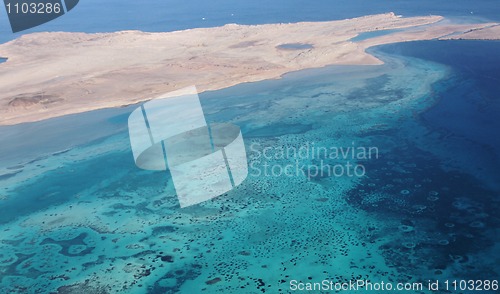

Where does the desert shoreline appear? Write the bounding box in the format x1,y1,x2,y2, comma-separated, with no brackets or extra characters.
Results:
1,12,499,126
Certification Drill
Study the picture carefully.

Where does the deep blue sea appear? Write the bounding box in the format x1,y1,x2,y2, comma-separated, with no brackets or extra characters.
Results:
0,1,499,293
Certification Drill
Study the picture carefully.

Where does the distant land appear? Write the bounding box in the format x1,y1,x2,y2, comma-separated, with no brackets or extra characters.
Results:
0,12,498,125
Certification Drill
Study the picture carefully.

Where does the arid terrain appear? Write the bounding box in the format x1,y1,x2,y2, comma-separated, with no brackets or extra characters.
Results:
0,12,498,125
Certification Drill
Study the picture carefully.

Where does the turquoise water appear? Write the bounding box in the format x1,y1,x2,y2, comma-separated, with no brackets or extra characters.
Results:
0,40,498,293
350,29,403,42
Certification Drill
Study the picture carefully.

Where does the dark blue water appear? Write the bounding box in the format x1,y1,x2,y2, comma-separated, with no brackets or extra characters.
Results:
379,41,500,187
345,40,500,283
1,0,499,43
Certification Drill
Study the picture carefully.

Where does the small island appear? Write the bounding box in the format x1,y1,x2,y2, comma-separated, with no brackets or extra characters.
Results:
0,12,498,125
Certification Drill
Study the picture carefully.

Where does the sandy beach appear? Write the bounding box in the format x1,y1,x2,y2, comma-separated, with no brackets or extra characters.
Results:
0,12,498,125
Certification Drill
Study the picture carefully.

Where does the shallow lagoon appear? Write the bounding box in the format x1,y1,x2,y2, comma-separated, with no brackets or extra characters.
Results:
350,29,403,42
0,41,498,293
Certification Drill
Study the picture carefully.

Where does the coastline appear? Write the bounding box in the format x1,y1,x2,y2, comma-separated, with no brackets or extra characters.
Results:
0,12,499,126
1,32,499,293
